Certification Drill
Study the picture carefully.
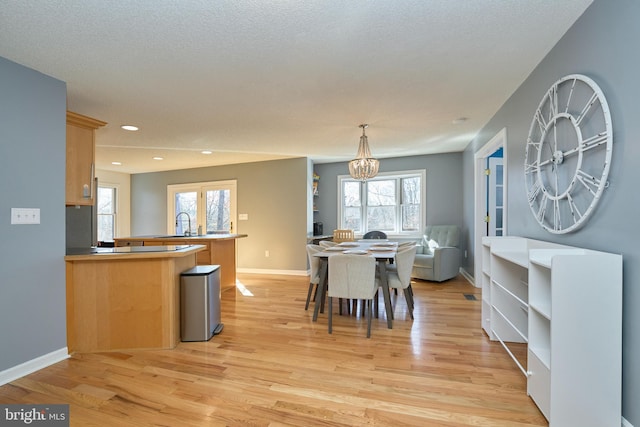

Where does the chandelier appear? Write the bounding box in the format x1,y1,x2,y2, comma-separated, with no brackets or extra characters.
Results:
349,124,379,181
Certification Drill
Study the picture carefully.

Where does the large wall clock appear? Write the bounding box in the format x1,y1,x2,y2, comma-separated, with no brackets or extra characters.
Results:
524,74,612,234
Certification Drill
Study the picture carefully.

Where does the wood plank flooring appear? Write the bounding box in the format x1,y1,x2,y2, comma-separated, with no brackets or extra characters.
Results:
0,273,546,426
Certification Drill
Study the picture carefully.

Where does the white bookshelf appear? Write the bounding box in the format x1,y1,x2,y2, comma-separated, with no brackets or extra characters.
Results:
480,236,622,426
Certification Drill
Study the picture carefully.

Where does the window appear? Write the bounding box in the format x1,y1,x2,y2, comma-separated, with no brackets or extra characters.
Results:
338,170,425,236
167,180,237,235
97,185,117,242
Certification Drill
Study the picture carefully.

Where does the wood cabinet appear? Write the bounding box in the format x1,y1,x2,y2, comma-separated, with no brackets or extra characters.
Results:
480,236,622,426
65,246,202,352
66,111,106,206
114,235,246,292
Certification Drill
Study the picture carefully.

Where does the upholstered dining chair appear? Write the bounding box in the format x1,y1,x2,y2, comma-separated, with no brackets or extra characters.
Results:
363,230,387,239
332,229,355,243
319,240,337,248
386,241,416,292
328,253,377,338
320,238,360,315
378,245,417,319
305,244,322,310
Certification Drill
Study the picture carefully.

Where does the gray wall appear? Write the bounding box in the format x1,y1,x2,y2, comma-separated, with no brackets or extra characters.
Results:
131,157,309,272
314,152,465,244
462,0,639,423
130,153,465,272
0,57,67,371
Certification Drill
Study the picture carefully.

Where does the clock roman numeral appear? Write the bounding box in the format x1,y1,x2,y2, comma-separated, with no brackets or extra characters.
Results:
526,138,541,151
548,85,558,119
553,199,562,231
564,78,577,113
537,193,549,222
575,92,599,126
535,108,548,133
575,170,602,196
567,193,584,224
525,157,540,176
528,180,542,203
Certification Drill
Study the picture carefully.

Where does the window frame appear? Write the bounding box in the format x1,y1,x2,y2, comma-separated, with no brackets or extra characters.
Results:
337,169,426,238
97,183,119,242
167,180,237,234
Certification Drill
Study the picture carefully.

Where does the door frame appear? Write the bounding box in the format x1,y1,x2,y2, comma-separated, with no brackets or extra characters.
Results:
473,128,507,287
166,180,237,234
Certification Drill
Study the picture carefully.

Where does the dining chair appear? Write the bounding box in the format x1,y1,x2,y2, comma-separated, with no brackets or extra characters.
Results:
332,229,355,243
328,253,377,338
378,245,417,319
363,230,387,239
305,244,322,310
388,241,416,290
320,238,359,315
319,240,337,248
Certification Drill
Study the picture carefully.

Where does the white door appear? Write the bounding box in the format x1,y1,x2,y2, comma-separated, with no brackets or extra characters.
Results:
487,157,504,236
203,181,237,233
168,180,237,235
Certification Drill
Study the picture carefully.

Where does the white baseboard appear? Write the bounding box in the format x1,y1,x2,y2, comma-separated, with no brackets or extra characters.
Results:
622,416,634,427
0,347,69,386
237,268,308,276
459,268,476,287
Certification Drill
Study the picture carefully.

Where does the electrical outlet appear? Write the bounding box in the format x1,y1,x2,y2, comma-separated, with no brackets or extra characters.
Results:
464,250,468,258
265,250,270,257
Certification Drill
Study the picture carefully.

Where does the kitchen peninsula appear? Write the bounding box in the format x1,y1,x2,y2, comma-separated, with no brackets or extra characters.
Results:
114,233,247,291
65,245,205,353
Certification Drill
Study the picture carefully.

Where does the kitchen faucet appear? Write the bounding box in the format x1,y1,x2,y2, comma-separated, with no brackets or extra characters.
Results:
175,211,192,236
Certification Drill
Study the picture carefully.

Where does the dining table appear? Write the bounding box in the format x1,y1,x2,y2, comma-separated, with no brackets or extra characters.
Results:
311,240,398,329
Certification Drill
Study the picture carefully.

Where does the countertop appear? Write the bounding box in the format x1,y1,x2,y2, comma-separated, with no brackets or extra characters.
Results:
65,244,206,261
116,233,248,241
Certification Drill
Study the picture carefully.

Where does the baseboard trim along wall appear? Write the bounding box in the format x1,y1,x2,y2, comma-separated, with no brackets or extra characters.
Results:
0,348,69,386
238,268,478,284
622,416,634,427
237,268,308,276
459,268,475,287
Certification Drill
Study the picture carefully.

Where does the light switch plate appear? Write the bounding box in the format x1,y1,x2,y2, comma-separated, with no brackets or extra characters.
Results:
11,208,40,224
239,213,248,220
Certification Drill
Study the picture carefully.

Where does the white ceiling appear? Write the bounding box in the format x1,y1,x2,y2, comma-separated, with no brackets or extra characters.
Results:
0,0,593,174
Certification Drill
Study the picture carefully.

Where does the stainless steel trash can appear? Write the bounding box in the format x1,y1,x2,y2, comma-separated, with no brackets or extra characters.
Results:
180,265,223,341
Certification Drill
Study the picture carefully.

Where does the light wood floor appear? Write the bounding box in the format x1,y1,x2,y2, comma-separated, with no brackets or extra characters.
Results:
0,273,546,426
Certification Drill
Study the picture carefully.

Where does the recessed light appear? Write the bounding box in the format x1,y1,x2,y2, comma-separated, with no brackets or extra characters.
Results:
153,156,164,160
201,150,212,155
121,125,139,131
111,161,122,166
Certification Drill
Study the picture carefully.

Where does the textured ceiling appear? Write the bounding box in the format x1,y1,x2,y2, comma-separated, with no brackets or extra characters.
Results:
0,0,593,174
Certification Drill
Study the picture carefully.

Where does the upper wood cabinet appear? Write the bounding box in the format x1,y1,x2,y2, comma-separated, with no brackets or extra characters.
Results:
66,111,106,206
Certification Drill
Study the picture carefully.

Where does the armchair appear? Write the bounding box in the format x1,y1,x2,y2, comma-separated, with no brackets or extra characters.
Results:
411,225,461,282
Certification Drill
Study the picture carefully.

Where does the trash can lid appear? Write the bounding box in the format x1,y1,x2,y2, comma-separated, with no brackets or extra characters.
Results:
181,265,220,276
